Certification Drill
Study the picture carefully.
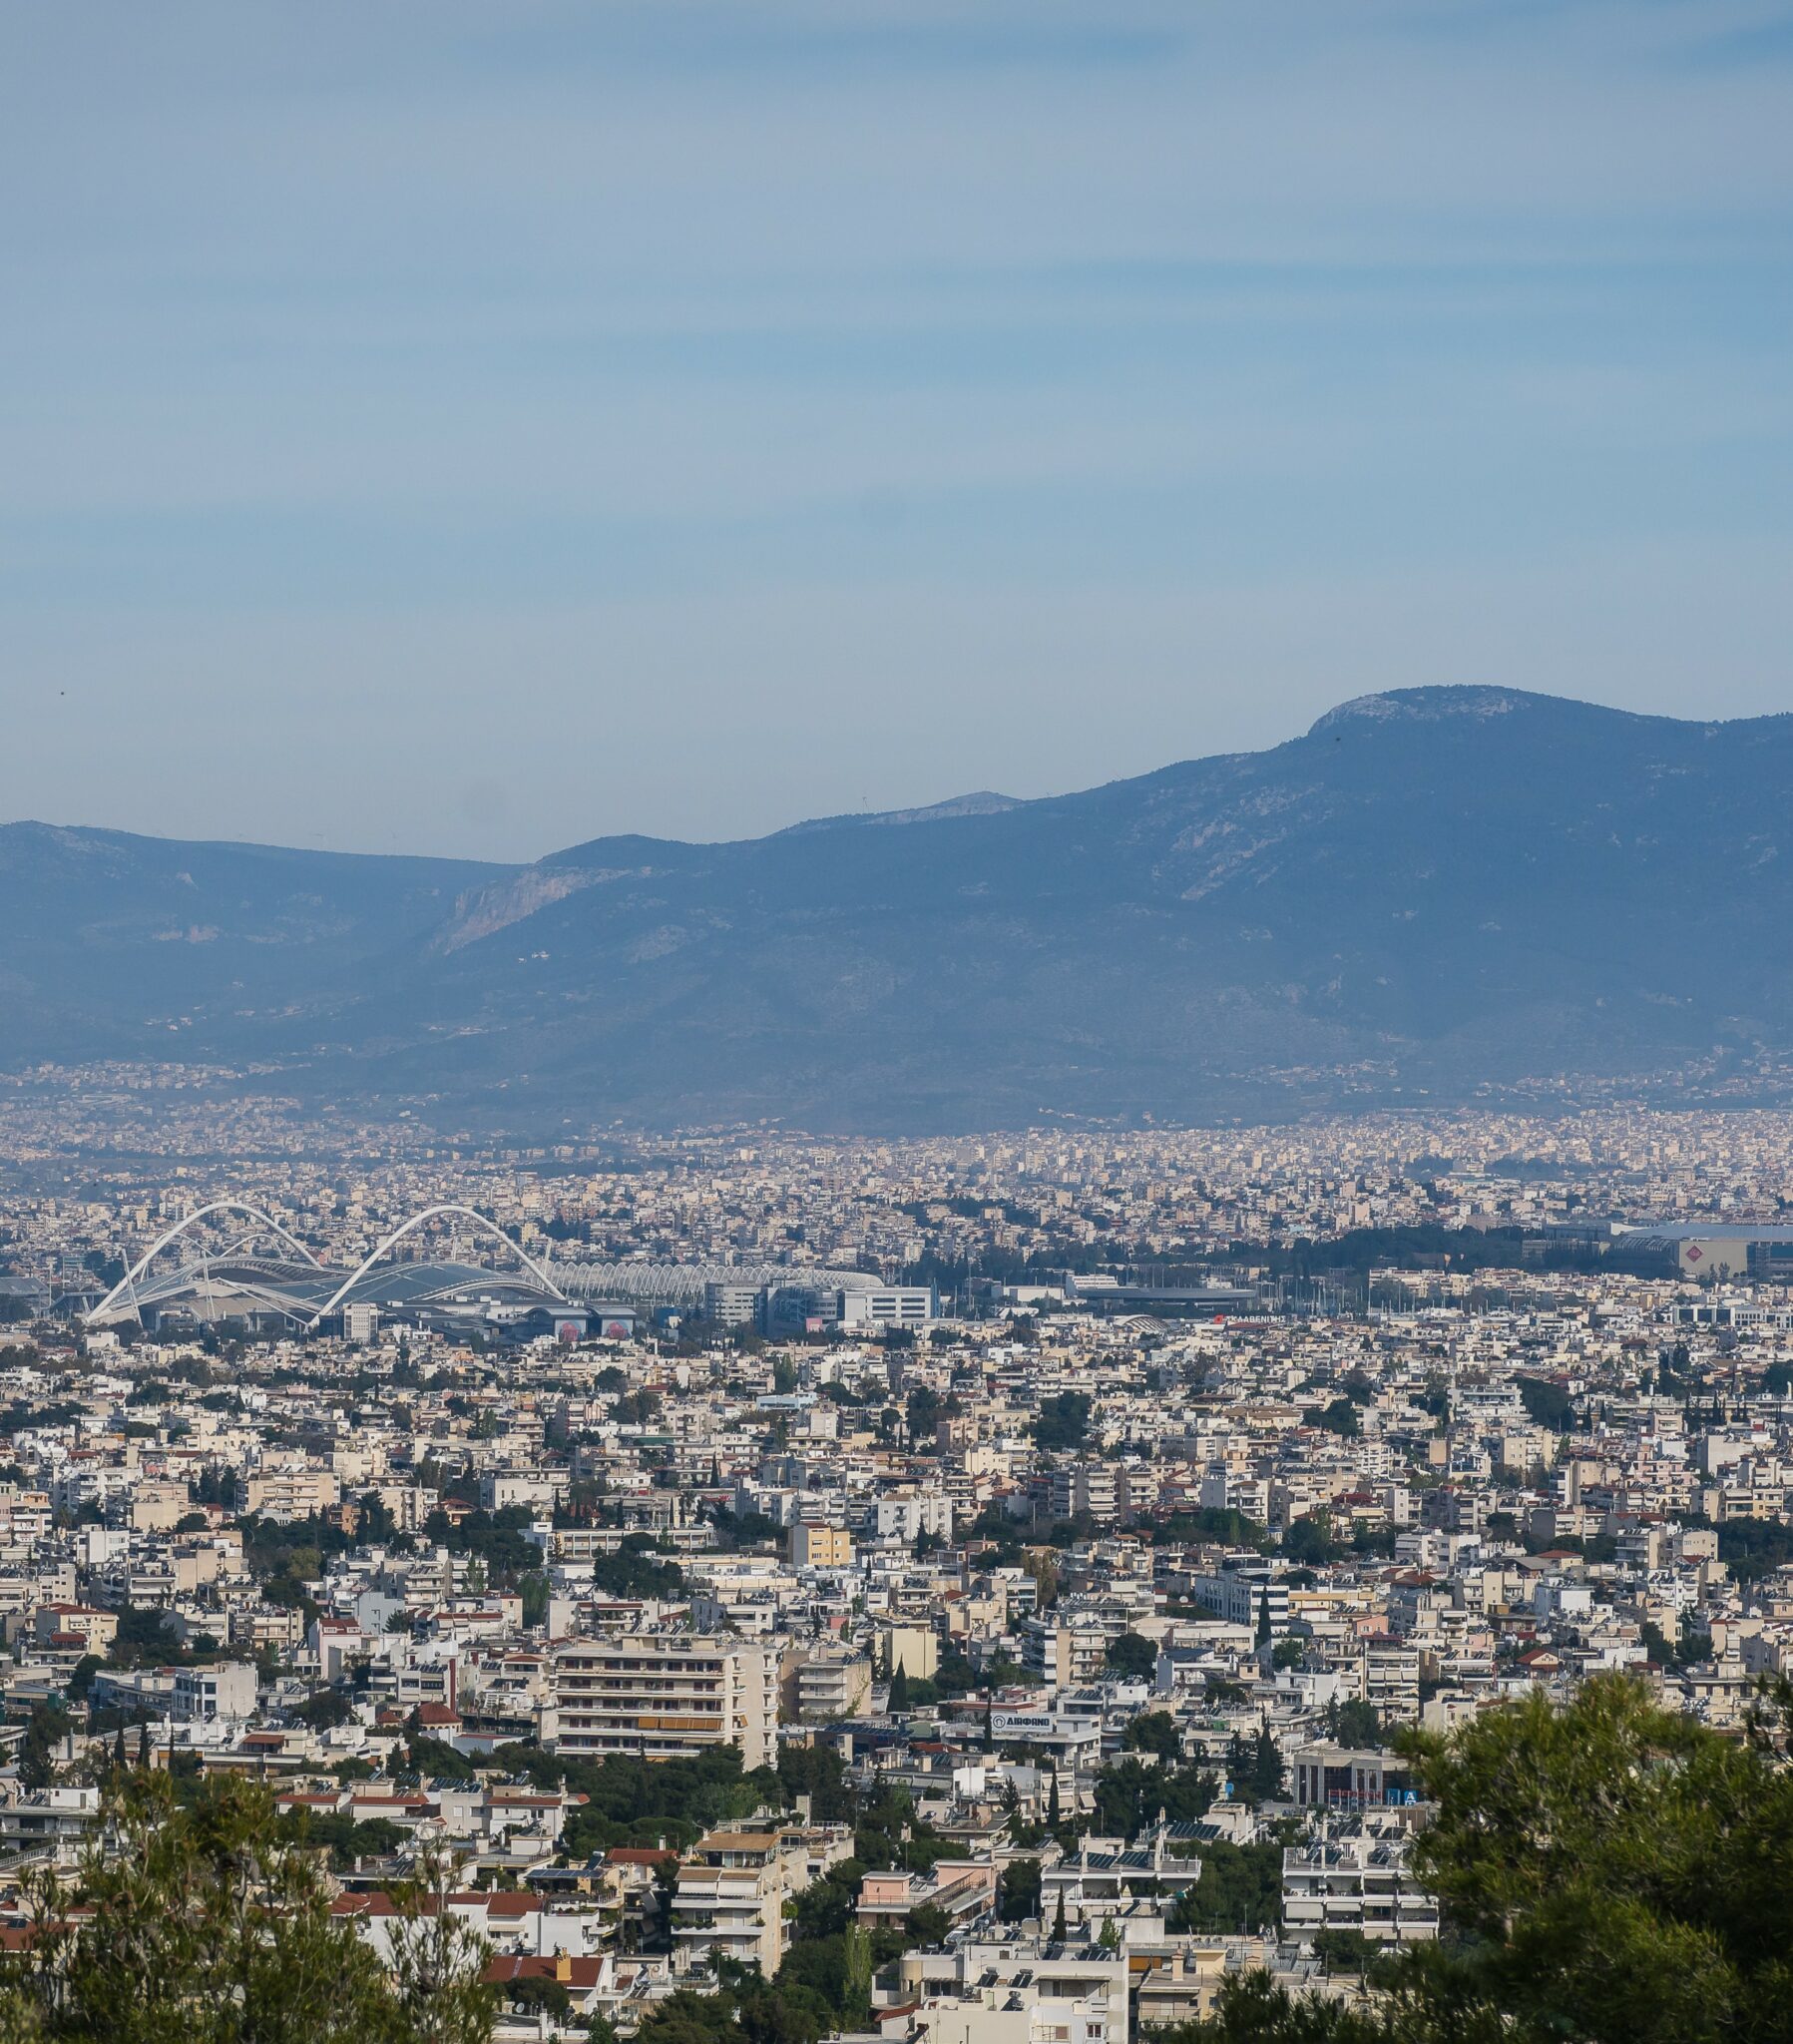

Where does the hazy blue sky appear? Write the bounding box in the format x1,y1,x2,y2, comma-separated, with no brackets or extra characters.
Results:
4,0,1792,861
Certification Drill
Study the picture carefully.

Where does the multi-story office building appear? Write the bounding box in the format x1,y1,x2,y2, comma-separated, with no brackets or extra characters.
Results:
834,1285,935,1329
1287,1743,1418,1810
702,1282,762,1328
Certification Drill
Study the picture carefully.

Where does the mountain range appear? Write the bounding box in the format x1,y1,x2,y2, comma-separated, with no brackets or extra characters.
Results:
7,686,1793,1133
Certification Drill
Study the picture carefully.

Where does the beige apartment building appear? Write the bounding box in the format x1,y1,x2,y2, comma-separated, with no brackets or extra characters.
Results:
33,1605,119,1657
789,1522,853,1570
779,1645,871,1722
671,1822,806,1974
117,1481,192,1534
234,1469,342,1523
875,1622,939,1682
550,1635,779,1769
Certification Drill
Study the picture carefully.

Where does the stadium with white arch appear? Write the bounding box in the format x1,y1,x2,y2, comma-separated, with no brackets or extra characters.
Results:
83,1203,934,1341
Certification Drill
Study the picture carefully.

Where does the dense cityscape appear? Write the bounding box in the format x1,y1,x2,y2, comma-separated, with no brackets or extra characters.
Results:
9,1,1788,2037
0,1089,1787,2037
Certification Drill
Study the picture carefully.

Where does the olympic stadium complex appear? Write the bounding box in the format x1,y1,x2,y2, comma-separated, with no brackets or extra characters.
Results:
81,1200,903,1342
81,1201,597,1341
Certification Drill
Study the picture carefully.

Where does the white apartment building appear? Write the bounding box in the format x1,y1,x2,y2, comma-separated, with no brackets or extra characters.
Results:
1022,1611,1117,1687
480,1470,565,1513
1188,1554,1290,1636
902,1941,1127,2044
0,1786,101,1869
1281,1821,1438,1946
173,1661,258,1724
1357,1640,1422,1722
1049,1463,1120,1525
550,1635,779,1769
874,1490,953,1543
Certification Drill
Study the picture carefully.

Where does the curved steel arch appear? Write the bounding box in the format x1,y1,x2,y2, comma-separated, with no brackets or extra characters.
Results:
86,1201,325,1325
302,1204,567,1331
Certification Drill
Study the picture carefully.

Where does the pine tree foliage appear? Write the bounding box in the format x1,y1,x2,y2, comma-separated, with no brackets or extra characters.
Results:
0,1774,496,2044
1162,1675,1793,2044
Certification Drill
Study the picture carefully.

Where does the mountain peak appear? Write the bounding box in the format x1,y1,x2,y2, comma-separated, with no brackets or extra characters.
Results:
1307,686,1532,737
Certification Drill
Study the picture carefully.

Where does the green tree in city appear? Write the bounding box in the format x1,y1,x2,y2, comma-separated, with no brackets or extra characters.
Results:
503,1977,572,2025
1105,1632,1156,1680
1032,1392,1091,1452
1248,1728,1284,1802
1282,1514,1342,1568
19,1703,70,1791
1173,1675,1793,2044
0,1773,496,2042
999,1857,1043,1922
1092,1756,1216,1841
1327,1699,1382,1748
1165,1837,1285,1936
1304,1398,1360,1439
904,1902,950,1946
1122,1711,1181,1760
519,1570,552,1627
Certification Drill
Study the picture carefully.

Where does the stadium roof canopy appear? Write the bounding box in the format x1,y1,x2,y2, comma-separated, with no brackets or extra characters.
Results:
98,1253,560,1328
84,1203,884,1331
86,1201,566,1330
